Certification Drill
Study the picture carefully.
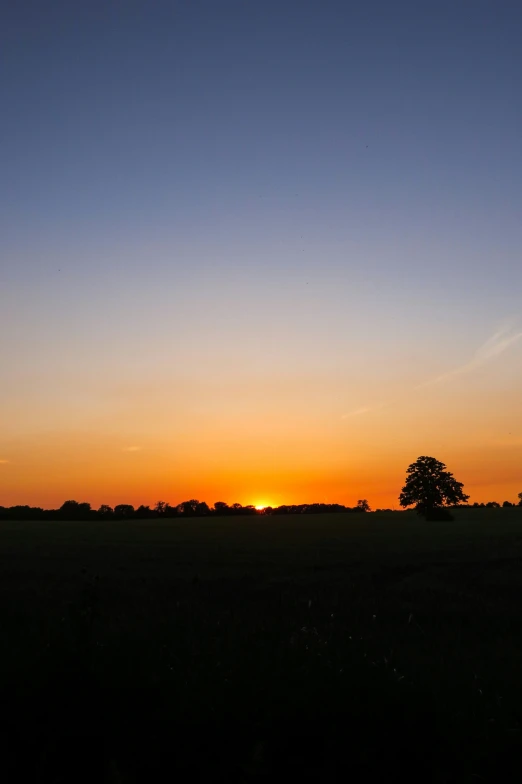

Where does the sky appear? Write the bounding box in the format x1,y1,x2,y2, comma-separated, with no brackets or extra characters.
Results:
1,0,522,510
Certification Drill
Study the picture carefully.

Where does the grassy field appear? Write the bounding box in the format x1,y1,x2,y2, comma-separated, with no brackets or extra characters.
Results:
2,508,522,782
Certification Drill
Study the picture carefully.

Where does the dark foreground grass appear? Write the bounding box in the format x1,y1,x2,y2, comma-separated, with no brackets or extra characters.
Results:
2,509,522,782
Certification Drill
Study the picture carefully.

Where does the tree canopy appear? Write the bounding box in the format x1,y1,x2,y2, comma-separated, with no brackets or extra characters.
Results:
399,456,469,518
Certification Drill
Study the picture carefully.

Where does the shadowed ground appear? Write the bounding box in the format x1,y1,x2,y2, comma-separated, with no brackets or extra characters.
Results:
2,509,522,782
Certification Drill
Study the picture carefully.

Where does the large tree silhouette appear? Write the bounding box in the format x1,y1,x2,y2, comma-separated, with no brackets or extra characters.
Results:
399,456,469,519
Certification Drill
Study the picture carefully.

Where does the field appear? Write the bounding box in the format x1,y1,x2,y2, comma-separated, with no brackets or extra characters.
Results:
2,509,522,782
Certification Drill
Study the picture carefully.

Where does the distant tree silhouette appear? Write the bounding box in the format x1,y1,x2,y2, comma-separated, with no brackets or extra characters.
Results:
225,502,257,516
178,500,209,516
98,504,113,517
178,499,196,515
114,504,134,517
485,501,500,508
502,501,514,508
151,501,178,517
213,501,230,515
59,500,91,518
1,504,44,520
136,504,153,518
356,499,371,512
399,456,469,520
518,492,522,507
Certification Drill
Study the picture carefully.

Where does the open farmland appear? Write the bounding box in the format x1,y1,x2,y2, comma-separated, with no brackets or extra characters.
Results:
2,509,522,782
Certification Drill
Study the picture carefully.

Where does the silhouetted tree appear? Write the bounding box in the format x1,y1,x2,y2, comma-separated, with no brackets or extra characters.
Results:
97,504,113,517
136,504,153,518
518,492,522,507
114,504,134,517
485,501,500,508
154,501,167,515
356,499,371,512
178,500,196,515
178,499,209,516
213,501,230,515
502,501,514,508
59,500,91,518
399,456,469,520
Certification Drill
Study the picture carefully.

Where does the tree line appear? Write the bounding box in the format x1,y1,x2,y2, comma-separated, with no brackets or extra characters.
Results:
1,495,520,522
0,498,374,521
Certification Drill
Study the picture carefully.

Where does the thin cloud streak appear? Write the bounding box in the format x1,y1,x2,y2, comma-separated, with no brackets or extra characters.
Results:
415,322,522,390
123,446,142,452
0,459,10,464
340,321,521,421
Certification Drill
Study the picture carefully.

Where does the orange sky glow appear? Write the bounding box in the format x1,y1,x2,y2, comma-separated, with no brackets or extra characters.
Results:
2,337,521,510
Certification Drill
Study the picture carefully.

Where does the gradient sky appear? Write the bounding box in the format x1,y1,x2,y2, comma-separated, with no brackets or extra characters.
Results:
2,0,522,510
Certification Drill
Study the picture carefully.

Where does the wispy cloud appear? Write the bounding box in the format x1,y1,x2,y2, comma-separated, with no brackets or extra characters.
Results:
0,459,10,464
415,321,522,390
123,446,142,452
339,321,521,421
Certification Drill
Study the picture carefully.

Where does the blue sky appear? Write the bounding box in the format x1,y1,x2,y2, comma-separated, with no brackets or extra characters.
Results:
1,0,522,507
